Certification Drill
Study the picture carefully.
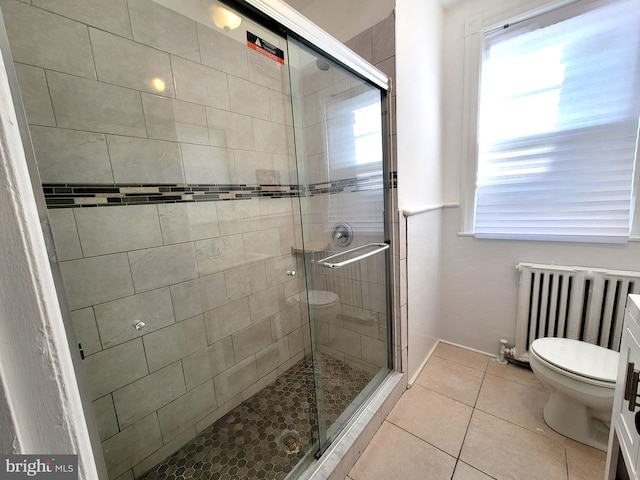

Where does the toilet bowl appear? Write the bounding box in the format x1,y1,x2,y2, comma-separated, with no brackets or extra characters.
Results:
529,337,619,451
296,290,340,325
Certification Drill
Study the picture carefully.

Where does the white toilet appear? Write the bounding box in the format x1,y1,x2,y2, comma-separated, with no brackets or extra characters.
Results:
529,337,619,451
296,290,340,324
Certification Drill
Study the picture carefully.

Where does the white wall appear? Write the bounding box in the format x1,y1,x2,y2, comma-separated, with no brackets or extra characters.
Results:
0,377,17,453
396,0,443,210
396,0,444,380
439,0,640,355
406,212,442,381
439,211,640,355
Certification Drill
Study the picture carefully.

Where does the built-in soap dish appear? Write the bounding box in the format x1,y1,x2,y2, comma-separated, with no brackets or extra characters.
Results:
291,241,328,253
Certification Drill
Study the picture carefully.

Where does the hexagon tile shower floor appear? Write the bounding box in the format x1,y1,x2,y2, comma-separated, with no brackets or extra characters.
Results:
139,356,375,480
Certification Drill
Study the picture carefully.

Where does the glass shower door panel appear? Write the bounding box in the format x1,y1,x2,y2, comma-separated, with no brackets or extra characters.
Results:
287,37,391,453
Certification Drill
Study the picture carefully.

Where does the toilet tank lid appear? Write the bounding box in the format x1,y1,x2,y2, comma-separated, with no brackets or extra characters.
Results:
296,290,339,305
530,337,619,383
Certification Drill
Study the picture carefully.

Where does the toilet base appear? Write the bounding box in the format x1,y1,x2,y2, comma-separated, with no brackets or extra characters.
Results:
543,390,609,451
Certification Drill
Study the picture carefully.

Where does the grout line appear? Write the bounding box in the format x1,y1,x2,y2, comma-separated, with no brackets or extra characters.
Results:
405,381,475,409
470,370,567,445
375,354,599,480
472,363,487,408
564,442,571,480
450,459,499,480
431,352,492,373
422,351,498,479
450,459,461,480
384,419,457,463
453,366,486,463
472,407,565,446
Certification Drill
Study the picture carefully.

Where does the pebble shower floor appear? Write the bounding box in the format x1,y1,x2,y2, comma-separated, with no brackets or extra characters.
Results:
139,355,375,480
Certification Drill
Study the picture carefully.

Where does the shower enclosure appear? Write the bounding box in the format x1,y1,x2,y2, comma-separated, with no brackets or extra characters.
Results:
0,0,392,477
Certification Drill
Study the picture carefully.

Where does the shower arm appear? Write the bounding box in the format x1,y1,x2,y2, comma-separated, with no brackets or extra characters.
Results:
316,242,389,269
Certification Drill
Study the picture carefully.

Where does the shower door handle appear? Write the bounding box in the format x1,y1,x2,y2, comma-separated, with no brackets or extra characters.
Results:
317,242,389,269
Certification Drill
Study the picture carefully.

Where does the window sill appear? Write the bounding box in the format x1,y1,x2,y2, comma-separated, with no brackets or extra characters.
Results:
456,232,640,244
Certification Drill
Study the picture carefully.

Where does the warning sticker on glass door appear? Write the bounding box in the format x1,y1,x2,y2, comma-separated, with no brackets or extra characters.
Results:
247,31,285,64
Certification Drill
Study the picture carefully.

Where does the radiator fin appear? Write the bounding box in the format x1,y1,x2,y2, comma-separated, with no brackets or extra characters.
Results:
515,264,640,361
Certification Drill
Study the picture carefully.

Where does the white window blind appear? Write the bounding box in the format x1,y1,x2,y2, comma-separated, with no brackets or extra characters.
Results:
474,0,640,242
324,87,385,235
326,88,383,173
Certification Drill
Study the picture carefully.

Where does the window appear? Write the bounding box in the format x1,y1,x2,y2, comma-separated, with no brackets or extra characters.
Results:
323,87,384,235
353,101,383,166
326,88,383,176
473,0,640,242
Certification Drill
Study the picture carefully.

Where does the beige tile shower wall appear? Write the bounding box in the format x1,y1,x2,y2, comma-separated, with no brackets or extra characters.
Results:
1,0,309,478
298,13,396,187
3,0,296,186
358,13,402,373
313,244,389,373
304,193,388,374
56,203,309,480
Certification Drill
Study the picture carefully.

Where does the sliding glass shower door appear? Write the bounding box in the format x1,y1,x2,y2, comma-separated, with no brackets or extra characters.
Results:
0,0,391,475
287,37,392,453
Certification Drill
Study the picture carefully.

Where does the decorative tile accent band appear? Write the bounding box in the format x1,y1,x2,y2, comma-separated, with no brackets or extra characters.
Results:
43,172,397,208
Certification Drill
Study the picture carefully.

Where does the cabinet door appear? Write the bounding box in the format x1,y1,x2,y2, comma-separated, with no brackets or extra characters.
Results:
615,319,640,478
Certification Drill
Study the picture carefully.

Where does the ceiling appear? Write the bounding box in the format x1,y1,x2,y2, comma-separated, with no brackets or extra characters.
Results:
283,0,464,13
282,0,314,12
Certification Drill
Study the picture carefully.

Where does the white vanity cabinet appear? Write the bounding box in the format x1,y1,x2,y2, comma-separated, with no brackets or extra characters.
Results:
607,294,640,480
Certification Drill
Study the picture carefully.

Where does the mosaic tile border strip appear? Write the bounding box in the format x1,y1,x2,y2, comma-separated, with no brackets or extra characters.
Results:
42,183,301,208
43,172,396,208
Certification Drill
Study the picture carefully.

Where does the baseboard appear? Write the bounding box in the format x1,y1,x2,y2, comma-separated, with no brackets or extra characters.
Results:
438,339,498,359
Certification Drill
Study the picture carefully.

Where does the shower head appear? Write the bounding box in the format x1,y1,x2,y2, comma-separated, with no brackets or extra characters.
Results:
315,58,330,71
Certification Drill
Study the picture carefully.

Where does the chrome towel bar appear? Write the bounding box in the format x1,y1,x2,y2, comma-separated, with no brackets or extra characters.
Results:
317,242,389,269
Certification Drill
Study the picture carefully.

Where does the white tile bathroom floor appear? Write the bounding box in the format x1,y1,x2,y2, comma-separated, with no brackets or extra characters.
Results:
347,343,607,480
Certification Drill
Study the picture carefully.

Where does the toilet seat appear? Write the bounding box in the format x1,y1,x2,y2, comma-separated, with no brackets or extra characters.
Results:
530,337,618,386
296,290,339,306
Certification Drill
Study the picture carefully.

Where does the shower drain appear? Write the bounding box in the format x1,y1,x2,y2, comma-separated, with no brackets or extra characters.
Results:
278,430,301,454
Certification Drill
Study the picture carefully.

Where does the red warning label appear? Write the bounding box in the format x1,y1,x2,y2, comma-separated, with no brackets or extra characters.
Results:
247,31,285,64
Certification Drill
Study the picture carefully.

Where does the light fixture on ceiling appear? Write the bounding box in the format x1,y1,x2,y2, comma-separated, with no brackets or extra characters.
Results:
150,77,166,93
209,4,242,30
